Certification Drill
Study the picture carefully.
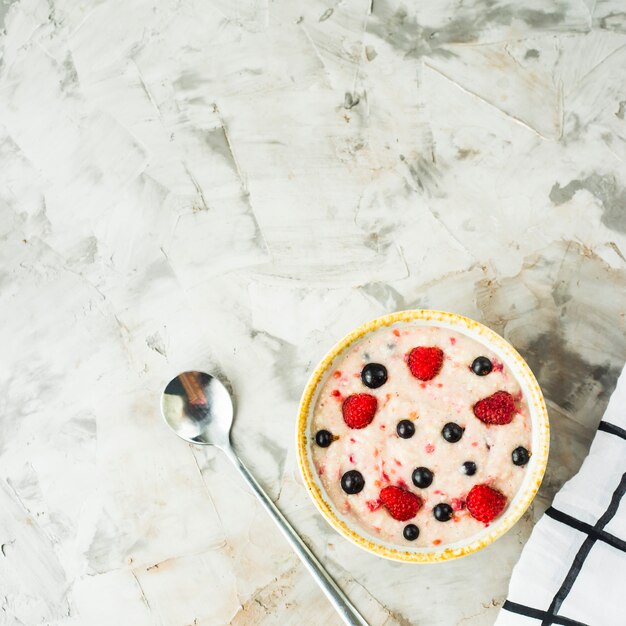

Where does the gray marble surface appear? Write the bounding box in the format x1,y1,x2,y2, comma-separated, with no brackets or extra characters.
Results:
1,0,626,624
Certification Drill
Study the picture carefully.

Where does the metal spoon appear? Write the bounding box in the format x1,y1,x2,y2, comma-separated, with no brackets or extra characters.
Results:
161,371,369,626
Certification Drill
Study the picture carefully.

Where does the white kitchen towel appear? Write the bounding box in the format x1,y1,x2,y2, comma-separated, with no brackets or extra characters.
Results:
495,365,626,626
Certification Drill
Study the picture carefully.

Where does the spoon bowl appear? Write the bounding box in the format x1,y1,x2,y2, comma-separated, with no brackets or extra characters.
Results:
161,371,232,447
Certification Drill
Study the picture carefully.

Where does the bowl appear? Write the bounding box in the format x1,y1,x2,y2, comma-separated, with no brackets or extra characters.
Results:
296,310,549,563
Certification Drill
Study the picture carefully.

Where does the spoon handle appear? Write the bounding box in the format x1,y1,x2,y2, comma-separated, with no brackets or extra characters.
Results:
223,446,370,626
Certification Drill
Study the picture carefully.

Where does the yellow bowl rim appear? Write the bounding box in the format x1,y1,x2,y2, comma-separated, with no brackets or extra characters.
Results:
295,309,550,563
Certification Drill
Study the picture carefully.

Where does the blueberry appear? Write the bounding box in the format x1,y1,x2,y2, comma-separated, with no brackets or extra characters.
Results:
361,363,388,389
403,524,419,541
412,466,434,489
315,430,333,447
341,470,365,494
433,503,453,522
396,420,415,439
442,422,464,443
471,356,493,376
461,461,477,476
512,446,530,466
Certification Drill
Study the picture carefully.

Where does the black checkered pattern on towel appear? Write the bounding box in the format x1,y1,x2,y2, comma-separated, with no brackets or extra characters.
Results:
500,420,626,626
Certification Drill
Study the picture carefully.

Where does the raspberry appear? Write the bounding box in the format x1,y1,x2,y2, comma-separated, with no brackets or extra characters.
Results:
473,390,516,425
466,484,507,524
407,347,444,381
379,486,422,521
366,499,382,512
342,394,377,429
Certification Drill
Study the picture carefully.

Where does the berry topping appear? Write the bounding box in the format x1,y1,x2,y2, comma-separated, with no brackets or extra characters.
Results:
450,497,466,511
461,461,477,476
341,470,365,494
361,363,388,389
403,524,419,541
342,394,377,429
466,484,507,523
512,446,530,466
379,486,422,521
442,422,464,443
433,503,454,522
471,356,493,376
473,391,516,425
407,347,444,381
412,466,434,489
315,430,333,447
366,498,382,511
396,419,415,439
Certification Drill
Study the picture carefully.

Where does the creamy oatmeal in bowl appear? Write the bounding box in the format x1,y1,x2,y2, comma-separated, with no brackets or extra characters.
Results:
296,310,549,563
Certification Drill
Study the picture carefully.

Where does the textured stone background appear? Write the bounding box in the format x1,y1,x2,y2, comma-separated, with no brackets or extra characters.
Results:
1,0,625,624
